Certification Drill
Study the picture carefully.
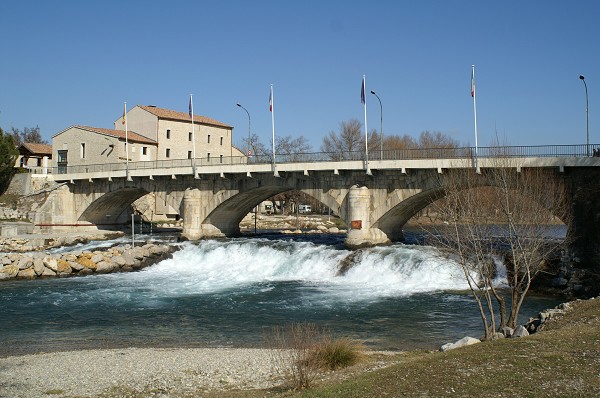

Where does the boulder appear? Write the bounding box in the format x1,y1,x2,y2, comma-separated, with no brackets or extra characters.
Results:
112,256,127,267
512,325,530,338
91,254,104,263
440,336,481,352
43,257,58,271
56,260,72,275
0,264,19,278
41,267,56,277
95,260,116,273
17,256,34,270
33,258,45,275
76,256,97,271
69,261,85,272
17,268,36,279
328,227,340,233
501,327,514,338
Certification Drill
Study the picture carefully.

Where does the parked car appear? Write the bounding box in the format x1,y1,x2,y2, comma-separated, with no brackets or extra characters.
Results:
298,204,311,214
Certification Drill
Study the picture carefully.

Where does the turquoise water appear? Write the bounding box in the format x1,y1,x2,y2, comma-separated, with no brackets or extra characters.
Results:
0,234,562,356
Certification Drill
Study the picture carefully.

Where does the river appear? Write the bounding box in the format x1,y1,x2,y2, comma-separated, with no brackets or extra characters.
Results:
0,231,563,357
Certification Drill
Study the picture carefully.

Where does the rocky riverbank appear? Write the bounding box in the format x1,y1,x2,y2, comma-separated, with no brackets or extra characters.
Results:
0,242,176,281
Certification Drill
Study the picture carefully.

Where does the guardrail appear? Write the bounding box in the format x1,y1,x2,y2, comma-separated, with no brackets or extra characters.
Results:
32,143,600,176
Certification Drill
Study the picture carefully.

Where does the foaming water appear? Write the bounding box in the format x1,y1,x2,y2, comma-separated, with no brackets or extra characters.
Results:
0,236,561,356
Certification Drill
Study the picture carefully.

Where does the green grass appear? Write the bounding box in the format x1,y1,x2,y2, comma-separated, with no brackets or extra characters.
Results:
204,298,600,398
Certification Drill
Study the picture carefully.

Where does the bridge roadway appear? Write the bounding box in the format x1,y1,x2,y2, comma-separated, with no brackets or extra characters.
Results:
32,146,600,269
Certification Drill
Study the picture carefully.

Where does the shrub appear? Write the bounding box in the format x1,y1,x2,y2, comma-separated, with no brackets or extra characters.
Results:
267,323,364,390
311,336,365,370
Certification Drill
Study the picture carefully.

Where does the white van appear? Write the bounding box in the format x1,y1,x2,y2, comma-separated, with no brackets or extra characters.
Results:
298,204,311,214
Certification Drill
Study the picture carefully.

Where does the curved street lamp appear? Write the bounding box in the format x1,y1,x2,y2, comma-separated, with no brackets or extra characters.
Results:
370,90,383,160
236,103,251,156
579,75,589,156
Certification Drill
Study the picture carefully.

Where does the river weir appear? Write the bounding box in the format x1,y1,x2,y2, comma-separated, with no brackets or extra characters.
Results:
0,233,561,357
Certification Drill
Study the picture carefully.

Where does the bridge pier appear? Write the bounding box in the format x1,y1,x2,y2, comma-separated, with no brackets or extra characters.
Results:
181,188,237,240
565,169,600,270
345,185,390,249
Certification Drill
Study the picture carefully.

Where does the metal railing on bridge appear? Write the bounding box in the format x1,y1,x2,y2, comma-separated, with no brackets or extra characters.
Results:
32,143,600,175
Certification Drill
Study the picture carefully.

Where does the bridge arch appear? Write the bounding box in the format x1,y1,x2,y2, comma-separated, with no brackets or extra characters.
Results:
182,174,346,239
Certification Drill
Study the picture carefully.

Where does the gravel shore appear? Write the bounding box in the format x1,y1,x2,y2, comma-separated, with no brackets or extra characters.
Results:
0,347,282,397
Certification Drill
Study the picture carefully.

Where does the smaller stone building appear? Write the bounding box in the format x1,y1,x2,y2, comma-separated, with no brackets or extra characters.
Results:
16,142,52,173
51,125,158,171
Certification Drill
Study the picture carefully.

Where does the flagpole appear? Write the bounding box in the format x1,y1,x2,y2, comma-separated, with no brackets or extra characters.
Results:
124,102,130,180
270,84,276,172
472,65,480,173
190,94,197,177
362,75,371,175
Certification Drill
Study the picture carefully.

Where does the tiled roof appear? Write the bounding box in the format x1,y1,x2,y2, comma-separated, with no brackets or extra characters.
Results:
138,105,232,128
20,142,52,156
74,126,158,145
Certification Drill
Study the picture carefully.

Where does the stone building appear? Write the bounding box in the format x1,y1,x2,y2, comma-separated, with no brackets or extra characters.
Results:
114,105,243,162
16,142,52,172
51,125,158,171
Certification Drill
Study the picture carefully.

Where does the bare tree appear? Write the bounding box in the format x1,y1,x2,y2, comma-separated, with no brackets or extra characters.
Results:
321,119,366,159
276,135,312,161
421,155,569,338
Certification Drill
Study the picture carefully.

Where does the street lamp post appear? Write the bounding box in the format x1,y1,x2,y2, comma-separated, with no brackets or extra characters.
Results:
237,103,251,157
579,75,590,156
371,90,383,160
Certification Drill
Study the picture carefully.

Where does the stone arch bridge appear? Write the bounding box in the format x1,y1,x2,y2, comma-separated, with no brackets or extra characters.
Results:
31,152,600,268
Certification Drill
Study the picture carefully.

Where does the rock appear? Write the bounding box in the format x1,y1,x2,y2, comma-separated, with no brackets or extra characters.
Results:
512,325,530,338
41,267,56,277
539,308,564,322
69,261,85,271
501,327,514,337
328,227,340,233
76,256,97,270
17,268,36,279
17,256,34,270
95,260,116,273
149,245,165,256
112,256,127,267
440,336,481,352
56,260,72,275
43,257,58,271
0,256,12,265
120,254,137,267
0,264,19,278
91,254,104,263
33,258,45,275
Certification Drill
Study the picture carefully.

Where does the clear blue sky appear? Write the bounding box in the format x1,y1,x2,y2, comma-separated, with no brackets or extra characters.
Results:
1,0,598,150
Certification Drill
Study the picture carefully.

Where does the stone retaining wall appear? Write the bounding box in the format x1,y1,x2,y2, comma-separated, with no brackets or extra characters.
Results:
0,243,176,281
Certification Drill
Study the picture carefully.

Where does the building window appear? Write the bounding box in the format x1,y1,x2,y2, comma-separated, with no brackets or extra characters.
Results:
220,137,223,146
80,143,86,159
207,153,211,161
165,148,170,158
166,129,171,139
57,150,68,174
37,158,42,167
142,147,148,155
188,132,192,141
188,151,192,159
220,154,223,163
208,135,211,144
